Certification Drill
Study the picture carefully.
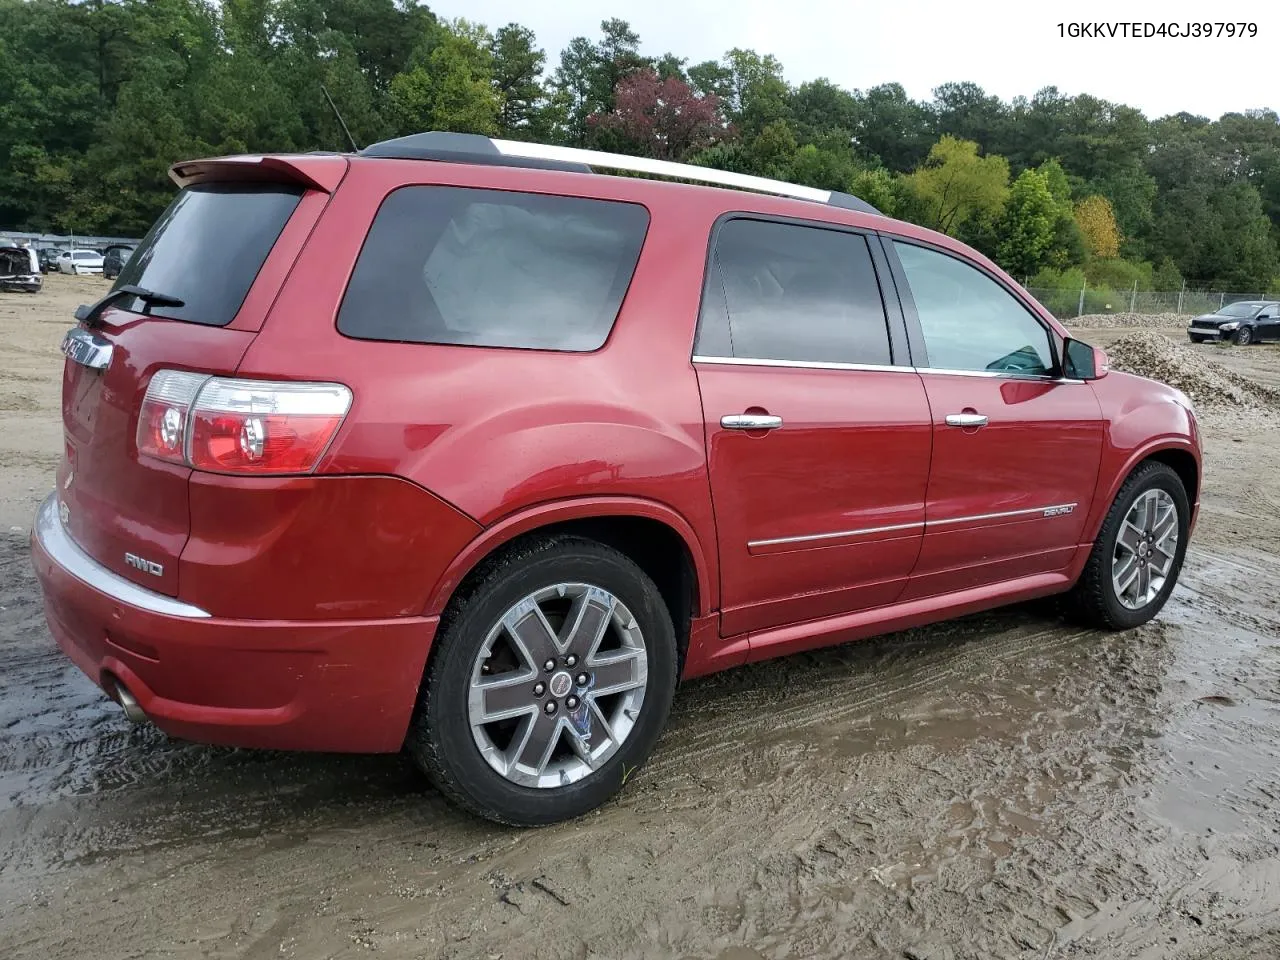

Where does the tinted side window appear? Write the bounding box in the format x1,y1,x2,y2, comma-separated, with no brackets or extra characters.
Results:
115,184,303,326
695,219,891,365
338,187,649,352
894,241,1055,376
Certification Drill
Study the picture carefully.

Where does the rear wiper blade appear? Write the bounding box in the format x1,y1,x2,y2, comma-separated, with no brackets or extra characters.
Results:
75,284,185,327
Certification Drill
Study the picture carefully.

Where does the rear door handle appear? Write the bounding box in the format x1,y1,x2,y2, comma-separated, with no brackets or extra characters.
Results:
945,413,989,428
721,413,783,430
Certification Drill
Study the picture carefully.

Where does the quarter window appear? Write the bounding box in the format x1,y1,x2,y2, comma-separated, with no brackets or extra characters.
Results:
338,187,649,352
894,241,1055,376
696,219,892,365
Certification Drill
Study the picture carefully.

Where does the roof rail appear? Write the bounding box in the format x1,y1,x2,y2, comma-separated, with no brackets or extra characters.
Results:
358,132,881,215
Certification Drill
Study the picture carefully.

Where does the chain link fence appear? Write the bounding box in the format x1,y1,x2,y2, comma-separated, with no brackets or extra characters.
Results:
1025,284,1280,321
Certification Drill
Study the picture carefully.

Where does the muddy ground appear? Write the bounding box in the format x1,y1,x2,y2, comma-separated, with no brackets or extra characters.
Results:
1,276,1278,959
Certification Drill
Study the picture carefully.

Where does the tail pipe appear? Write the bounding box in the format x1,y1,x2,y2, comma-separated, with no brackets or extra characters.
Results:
110,679,148,725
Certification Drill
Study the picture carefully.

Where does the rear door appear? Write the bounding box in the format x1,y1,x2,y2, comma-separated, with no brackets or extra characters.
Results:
1258,303,1280,340
695,217,932,637
885,238,1104,600
58,174,328,596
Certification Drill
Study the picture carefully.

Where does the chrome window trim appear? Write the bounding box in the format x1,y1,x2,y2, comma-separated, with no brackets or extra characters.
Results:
916,366,1049,380
750,520,925,549
748,503,1077,550
35,493,212,619
692,355,913,374
692,355,1087,384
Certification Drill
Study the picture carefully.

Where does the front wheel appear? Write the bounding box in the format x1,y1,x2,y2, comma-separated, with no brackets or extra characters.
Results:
1068,461,1189,630
1235,326,1253,345
406,536,678,825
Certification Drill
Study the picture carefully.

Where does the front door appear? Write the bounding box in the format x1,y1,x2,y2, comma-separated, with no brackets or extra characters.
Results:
694,217,932,637
886,238,1105,599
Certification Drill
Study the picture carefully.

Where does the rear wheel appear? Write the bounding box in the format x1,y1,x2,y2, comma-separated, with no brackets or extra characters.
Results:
1235,326,1253,345
1068,461,1189,630
406,536,678,825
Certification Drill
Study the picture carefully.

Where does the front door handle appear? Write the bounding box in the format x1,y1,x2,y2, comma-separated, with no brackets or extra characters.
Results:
945,412,989,428
722,413,783,431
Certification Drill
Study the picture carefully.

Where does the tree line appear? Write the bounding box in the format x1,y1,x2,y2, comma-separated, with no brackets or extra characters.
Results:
2,0,1279,300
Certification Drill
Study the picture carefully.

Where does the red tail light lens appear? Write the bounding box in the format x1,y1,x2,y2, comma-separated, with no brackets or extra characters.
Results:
137,372,352,475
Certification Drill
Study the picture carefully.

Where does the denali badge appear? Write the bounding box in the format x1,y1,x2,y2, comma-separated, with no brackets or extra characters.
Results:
1042,505,1075,518
124,552,164,577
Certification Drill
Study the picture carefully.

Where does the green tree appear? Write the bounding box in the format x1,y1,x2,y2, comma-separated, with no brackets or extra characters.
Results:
390,19,500,136
997,168,1058,276
721,48,790,136
552,19,647,145
904,136,1009,235
490,23,545,137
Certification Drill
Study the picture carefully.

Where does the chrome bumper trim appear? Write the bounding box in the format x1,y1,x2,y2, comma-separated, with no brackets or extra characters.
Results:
34,493,211,619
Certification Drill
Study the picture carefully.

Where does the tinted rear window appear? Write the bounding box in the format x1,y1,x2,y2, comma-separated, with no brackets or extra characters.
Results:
114,183,303,326
337,187,649,351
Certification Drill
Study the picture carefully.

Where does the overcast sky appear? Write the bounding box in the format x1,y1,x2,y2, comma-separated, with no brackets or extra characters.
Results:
431,0,1275,120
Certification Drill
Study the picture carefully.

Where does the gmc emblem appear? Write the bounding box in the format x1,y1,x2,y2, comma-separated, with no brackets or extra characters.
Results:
124,552,164,577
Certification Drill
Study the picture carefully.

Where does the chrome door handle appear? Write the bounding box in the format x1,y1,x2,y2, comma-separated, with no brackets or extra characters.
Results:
721,413,783,430
945,413,989,428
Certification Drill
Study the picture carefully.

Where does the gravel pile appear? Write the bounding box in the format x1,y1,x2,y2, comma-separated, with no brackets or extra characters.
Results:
1105,332,1280,410
1067,312,1186,328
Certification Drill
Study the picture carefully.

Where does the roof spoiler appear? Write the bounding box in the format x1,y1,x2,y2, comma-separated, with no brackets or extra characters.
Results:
169,155,349,192
357,132,882,215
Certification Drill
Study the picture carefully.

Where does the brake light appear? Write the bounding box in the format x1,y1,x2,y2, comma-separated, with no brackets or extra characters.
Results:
136,371,352,475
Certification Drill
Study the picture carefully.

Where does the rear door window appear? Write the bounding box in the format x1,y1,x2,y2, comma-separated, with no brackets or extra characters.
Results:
337,187,650,352
694,218,893,365
114,183,303,326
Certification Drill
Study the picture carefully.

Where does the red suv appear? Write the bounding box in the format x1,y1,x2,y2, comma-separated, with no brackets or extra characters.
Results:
32,133,1201,825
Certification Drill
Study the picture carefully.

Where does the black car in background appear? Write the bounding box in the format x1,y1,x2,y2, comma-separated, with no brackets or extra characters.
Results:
101,244,135,279
37,248,61,274
1188,300,1280,345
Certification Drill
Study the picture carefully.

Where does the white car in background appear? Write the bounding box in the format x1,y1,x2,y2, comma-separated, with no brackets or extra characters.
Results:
56,249,105,275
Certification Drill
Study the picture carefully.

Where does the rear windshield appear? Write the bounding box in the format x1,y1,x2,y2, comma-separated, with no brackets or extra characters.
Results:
337,186,649,351
114,183,303,326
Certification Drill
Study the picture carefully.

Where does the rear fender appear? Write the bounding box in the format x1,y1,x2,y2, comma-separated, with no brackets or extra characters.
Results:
422,496,716,619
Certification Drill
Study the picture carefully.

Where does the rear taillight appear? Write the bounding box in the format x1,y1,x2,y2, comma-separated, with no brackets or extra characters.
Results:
136,370,352,475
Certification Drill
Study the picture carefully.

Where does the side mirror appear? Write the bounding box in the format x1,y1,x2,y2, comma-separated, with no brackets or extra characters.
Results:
1063,338,1109,381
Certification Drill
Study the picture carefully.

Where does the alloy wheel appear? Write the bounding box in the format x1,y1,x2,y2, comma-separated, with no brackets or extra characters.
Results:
467,583,648,788
1111,488,1179,610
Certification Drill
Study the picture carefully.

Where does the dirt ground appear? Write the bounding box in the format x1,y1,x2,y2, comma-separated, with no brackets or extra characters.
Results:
1,276,1278,959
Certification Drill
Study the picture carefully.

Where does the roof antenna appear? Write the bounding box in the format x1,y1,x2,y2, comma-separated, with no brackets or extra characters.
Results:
321,84,360,153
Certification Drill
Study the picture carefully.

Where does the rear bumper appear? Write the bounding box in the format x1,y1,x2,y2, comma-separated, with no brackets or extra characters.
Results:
31,494,436,752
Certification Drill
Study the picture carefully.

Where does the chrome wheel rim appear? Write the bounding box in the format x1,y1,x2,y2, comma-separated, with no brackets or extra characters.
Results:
468,583,648,789
1112,489,1179,610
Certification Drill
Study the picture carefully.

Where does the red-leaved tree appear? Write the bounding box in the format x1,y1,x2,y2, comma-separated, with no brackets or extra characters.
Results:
589,70,730,160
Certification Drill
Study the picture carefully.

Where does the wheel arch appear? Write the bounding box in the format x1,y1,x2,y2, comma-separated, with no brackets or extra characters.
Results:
1086,439,1201,543
422,497,715,666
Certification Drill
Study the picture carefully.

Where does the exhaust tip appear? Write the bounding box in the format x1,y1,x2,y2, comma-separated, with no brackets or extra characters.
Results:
110,681,148,725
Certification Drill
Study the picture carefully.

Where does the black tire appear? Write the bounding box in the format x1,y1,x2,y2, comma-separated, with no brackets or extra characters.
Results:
1188,335,1205,344
1235,326,1253,346
1067,461,1190,630
406,535,678,826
